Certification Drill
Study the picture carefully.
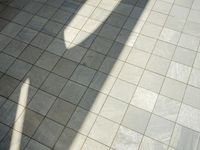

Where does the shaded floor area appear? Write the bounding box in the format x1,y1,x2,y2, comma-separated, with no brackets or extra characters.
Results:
1,0,200,149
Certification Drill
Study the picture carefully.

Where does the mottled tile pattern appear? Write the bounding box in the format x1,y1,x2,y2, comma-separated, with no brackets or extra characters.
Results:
0,0,200,149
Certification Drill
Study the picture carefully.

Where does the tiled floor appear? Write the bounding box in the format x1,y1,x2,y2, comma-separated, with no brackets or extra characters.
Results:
0,0,200,149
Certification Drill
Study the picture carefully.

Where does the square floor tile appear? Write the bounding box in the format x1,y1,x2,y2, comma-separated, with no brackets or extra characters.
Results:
36,52,60,71
27,15,48,31
79,88,107,114
81,50,105,70
89,116,118,146
41,73,67,96
47,98,75,125
153,40,176,59
173,47,196,66
67,107,96,135
153,95,180,121
24,66,49,88
0,53,15,73
145,115,174,144
37,5,57,19
194,53,200,69
126,48,150,68
31,32,53,49
54,127,86,150
189,68,200,88
110,79,136,103
7,59,32,80
152,0,172,14
139,70,164,93
33,118,64,147
99,24,121,40
25,139,50,150
112,126,143,150
100,96,128,123
119,63,143,84
14,109,43,136
177,104,200,132
99,56,124,77
12,11,33,26
3,39,27,57
59,80,87,104
122,105,151,134
147,55,170,75
139,136,168,150
28,90,56,115
19,45,43,64
170,124,200,150
161,78,186,101
82,138,109,150
0,123,9,141
52,10,72,24
53,58,78,78
0,75,19,97
82,19,102,34
106,13,127,28
58,26,79,42
167,61,191,83
141,22,162,38
1,22,23,37
90,71,116,94
131,87,158,112
71,65,96,86
0,34,12,51
147,11,167,26
184,85,200,109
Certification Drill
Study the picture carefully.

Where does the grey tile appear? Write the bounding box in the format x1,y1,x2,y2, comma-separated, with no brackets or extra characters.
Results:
0,34,12,51
177,104,200,132
52,10,72,24
0,100,24,126
19,45,43,64
59,80,87,104
47,98,75,125
0,123,9,141
0,75,19,97
170,124,200,150
0,53,15,73
89,116,118,146
109,79,136,103
81,50,105,70
24,66,49,88
25,139,50,150
15,27,38,43
71,65,96,86
42,21,63,36
37,5,57,19
99,24,121,40
122,105,151,134
7,59,32,80
153,95,181,121
14,109,43,136
79,88,107,114
54,127,86,150
106,13,127,27
67,107,96,135
3,39,27,57
28,90,56,115
36,52,60,71
33,118,64,147
23,1,43,14
161,78,186,101
27,15,48,31
100,96,128,123
0,96,6,107
145,115,174,144
12,11,33,26
1,22,23,38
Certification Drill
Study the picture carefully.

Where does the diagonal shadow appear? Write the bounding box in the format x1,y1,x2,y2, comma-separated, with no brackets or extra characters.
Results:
0,0,150,149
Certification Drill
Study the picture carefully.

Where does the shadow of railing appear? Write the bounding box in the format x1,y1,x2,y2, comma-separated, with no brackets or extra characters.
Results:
0,0,150,149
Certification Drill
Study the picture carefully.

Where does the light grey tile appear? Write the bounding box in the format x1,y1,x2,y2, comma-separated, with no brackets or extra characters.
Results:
109,79,136,103
122,105,151,134
170,124,200,150
145,115,174,144
194,53,200,69
28,90,56,115
82,19,102,34
131,87,158,112
59,80,87,104
152,0,172,14
139,70,164,93
147,11,167,26
33,118,64,147
67,107,96,135
141,22,162,39
170,5,189,19
89,116,118,146
47,98,75,125
189,68,200,88
161,78,186,101
82,138,109,150
112,126,143,150
177,104,200,132
139,136,168,150
183,21,200,37
100,96,128,123
153,95,180,121
165,16,185,32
